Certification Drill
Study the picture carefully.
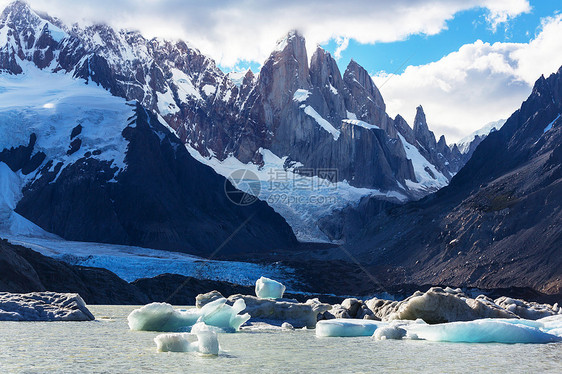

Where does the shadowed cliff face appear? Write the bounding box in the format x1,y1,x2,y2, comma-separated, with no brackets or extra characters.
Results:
317,67,562,295
10,104,297,256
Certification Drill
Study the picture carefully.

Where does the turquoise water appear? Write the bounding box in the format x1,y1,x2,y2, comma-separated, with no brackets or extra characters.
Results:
0,305,560,373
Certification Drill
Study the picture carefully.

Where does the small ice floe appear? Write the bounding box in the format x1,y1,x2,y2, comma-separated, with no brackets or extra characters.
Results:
154,322,219,355
316,319,385,337
255,276,286,299
316,315,562,344
407,318,562,344
372,325,407,341
128,297,250,332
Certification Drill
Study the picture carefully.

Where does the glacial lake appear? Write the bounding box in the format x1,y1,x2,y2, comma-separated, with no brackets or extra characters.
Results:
0,305,561,373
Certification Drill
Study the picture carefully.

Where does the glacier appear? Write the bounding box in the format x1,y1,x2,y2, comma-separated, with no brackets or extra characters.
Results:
187,146,407,242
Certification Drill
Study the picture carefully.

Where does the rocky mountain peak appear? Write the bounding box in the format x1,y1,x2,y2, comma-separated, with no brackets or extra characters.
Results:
343,59,385,110
1,1,32,21
257,30,311,109
309,46,344,91
413,105,437,151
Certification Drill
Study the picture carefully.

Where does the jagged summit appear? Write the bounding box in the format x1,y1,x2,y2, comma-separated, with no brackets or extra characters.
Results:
413,105,436,151
0,2,472,202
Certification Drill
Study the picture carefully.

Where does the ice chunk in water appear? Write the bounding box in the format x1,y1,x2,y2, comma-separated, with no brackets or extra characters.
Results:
373,325,407,340
154,333,198,352
128,303,199,332
128,298,250,332
198,297,251,333
255,276,286,299
316,319,385,337
154,323,219,355
191,322,220,355
408,319,562,343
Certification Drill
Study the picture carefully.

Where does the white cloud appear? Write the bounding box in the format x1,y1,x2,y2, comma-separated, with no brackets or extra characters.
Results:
334,37,349,60
0,0,530,67
372,14,562,143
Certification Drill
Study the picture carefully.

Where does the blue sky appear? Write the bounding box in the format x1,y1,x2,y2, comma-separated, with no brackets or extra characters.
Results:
6,0,562,142
321,2,560,77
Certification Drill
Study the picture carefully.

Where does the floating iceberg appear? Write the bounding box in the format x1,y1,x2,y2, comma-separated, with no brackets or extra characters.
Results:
407,319,562,344
128,298,250,332
372,325,407,340
255,276,285,299
154,333,195,352
128,303,199,332
197,297,251,332
316,319,385,337
154,322,220,355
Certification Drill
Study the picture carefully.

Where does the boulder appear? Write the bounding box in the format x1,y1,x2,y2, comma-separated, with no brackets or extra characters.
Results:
366,287,517,323
196,290,225,308
199,293,331,328
0,292,94,321
494,297,561,320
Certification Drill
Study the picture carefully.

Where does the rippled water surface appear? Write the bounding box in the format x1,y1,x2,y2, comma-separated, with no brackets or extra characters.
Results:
0,305,561,373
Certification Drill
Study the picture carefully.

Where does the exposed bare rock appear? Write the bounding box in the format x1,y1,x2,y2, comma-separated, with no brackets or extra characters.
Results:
197,293,332,328
365,287,517,323
494,296,561,320
0,291,95,321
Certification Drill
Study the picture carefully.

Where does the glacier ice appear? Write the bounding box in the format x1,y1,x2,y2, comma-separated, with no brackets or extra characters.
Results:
197,297,251,333
190,322,220,355
372,325,407,340
407,319,562,344
154,333,196,352
316,319,385,337
128,303,200,332
128,298,250,332
317,315,562,343
255,276,286,299
154,322,219,355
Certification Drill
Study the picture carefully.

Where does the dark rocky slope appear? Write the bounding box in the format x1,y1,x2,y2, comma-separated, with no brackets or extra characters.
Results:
0,239,148,304
7,104,297,256
316,67,562,295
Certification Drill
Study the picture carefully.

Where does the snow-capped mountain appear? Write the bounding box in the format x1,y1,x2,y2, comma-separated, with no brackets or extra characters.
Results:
455,119,506,155
0,1,472,245
0,2,298,256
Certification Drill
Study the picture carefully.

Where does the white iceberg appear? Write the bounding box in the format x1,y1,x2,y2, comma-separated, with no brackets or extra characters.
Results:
316,319,385,337
197,297,251,333
128,298,250,332
128,303,200,332
154,322,220,355
255,276,285,299
373,325,407,340
154,333,196,352
407,319,562,344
